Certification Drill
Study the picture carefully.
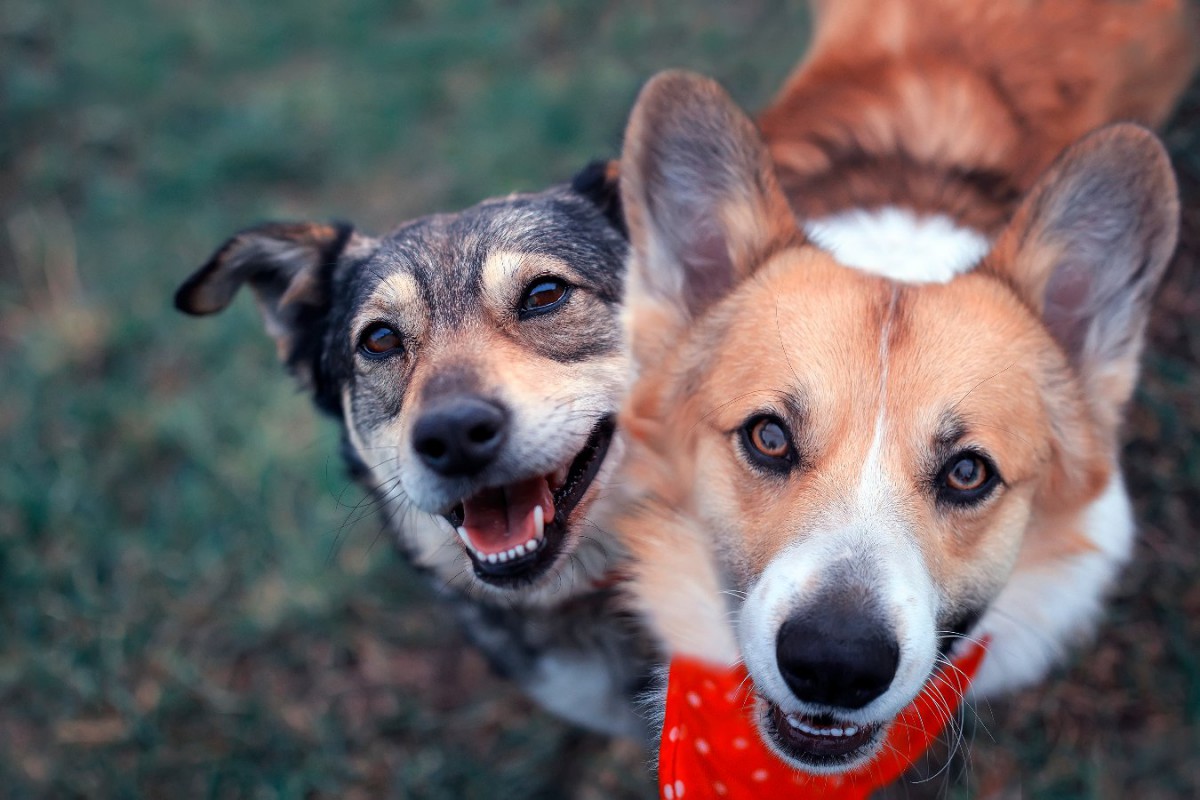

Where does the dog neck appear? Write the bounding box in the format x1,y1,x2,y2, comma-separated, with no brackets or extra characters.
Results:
657,640,988,798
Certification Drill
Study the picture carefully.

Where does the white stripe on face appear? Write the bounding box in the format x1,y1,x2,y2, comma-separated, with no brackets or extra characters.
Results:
738,289,940,722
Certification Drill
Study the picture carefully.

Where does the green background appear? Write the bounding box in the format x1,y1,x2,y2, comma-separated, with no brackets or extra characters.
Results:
2,1,1198,797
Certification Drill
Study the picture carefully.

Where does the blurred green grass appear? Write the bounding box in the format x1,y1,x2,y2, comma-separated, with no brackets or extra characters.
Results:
1,1,1198,798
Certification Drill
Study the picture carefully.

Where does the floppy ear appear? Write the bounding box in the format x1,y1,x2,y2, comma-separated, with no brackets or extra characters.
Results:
989,124,1179,427
175,221,376,395
619,70,798,366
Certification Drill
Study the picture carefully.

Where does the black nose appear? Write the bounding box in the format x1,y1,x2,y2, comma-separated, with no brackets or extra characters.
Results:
775,604,900,710
412,396,508,477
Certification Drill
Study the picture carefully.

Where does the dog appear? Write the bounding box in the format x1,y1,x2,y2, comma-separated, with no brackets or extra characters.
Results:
175,162,656,741
614,0,1194,779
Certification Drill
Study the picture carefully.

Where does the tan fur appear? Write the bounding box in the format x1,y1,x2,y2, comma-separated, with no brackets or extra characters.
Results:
615,0,1188,750
762,0,1195,231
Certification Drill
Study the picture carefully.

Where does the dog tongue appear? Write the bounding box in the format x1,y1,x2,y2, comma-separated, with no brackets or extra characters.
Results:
461,476,554,556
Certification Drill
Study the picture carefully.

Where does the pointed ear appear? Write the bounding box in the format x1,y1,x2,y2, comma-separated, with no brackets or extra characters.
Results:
619,70,798,360
990,124,1179,420
571,159,626,237
176,221,376,389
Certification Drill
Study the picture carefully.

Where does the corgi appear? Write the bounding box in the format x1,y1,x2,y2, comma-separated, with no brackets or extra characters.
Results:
614,0,1194,778
175,163,655,740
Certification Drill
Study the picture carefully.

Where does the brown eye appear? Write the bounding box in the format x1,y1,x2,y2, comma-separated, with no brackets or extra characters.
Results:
937,451,999,505
740,415,796,473
359,323,403,357
519,278,570,316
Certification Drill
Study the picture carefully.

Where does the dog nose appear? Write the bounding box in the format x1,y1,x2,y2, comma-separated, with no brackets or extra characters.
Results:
412,396,508,477
775,607,900,710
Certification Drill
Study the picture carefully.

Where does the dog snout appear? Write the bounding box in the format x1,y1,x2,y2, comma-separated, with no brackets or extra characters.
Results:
774,604,899,710
412,396,508,477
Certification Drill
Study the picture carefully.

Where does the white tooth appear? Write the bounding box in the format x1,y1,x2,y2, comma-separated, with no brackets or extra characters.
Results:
456,526,472,548
786,716,803,730
487,553,499,564
533,505,545,539
498,550,510,562
525,537,539,552
844,726,858,736
553,465,569,486
514,543,526,557
831,728,844,737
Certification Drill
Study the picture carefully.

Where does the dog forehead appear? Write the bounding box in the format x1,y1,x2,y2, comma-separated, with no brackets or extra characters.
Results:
697,256,1050,473
351,188,623,320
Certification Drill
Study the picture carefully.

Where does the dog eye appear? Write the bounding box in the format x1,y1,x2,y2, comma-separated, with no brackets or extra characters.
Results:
937,451,999,505
358,322,404,358
740,415,796,472
519,278,570,317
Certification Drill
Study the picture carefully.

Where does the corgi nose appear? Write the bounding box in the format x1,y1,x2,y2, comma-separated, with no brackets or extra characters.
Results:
775,607,899,710
412,396,508,477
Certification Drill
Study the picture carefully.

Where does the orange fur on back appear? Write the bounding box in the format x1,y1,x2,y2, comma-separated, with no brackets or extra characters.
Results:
761,0,1196,231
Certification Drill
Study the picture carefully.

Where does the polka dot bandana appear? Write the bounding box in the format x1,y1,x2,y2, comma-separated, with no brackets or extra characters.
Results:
658,641,987,799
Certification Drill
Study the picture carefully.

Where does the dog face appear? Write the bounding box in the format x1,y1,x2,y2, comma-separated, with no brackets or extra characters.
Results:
617,73,1177,773
176,165,630,601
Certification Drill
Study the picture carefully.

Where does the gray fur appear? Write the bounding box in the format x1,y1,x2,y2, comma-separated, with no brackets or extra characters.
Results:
177,170,658,743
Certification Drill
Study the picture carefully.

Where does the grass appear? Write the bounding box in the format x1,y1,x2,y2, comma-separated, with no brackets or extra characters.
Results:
0,1,1197,797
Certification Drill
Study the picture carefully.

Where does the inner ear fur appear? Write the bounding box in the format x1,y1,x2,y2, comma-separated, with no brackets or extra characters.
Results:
176,221,374,396
619,70,799,341
988,123,1179,430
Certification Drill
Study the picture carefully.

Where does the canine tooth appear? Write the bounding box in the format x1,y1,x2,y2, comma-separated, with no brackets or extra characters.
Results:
533,505,545,539
456,527,483,558
552,465,569,486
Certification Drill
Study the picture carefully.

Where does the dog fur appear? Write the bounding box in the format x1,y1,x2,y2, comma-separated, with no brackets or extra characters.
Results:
615,0,1192,776
176,165,655,740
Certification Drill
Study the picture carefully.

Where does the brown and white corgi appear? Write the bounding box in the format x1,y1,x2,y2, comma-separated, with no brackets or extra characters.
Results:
615,0,1194,777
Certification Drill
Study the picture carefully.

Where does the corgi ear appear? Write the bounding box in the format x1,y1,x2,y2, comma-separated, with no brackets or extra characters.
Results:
619,70,798,362
176,221,377,396
990,124,1179,423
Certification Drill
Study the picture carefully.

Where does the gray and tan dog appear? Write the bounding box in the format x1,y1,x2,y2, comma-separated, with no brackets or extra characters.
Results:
175,163,653,740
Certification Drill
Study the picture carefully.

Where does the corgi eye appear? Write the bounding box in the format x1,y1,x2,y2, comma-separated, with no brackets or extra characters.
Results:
937,451,999,505
358,322,404,358
740,415,796,473
519,277,571,317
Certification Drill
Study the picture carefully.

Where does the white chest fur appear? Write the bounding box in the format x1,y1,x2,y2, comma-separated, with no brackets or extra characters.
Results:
804,206,991,283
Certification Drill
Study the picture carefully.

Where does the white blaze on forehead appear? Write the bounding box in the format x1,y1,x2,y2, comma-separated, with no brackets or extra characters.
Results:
804,206,990,284
856,289,899,514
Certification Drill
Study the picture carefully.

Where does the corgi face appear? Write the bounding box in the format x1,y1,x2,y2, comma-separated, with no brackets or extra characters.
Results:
662,253,1082,771
617,72,1177,773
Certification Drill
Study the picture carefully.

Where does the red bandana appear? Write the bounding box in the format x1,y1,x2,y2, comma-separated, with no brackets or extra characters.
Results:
658,641,987,799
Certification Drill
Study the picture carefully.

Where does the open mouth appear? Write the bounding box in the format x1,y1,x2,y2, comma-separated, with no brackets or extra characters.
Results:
764,704,883,769
444,415,615,587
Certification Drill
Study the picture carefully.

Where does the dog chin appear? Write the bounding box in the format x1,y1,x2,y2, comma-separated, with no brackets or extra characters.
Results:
754,695,889,775
439,415,617,593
